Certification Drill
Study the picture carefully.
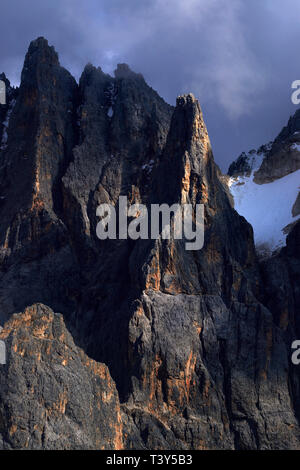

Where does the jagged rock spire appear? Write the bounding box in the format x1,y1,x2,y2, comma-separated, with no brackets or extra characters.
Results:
0,38,299,451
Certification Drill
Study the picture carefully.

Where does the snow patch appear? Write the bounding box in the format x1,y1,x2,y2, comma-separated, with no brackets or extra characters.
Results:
291,143,300,152
229,170,300,251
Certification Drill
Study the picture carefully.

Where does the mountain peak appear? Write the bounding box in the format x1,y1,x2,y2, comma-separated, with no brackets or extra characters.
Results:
114,63,143,80
23,37,59,73
176,92,196,106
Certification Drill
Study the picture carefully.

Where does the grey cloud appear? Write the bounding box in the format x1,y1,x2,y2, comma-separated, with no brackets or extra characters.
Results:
1,0,300,170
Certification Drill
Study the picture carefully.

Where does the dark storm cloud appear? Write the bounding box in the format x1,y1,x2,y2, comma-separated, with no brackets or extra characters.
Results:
1,0,300,170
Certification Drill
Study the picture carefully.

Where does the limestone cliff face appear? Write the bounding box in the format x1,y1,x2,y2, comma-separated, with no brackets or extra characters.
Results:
0,38,79,324
0,38,299,450
254,110,300,184
228,109,300,184
0,304,123,450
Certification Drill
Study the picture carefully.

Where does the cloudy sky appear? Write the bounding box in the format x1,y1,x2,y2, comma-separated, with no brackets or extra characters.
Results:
1,0,300,170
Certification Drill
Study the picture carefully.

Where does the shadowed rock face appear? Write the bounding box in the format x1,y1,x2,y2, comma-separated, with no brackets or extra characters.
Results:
253,109,300,184
0,304,123,450
228,108,300,184
0,37,299,450
227,144,272,179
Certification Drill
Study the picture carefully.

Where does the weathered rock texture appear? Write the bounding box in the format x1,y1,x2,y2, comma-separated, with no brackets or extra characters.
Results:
253,110,300,184
228,144,271,179
0,38,299,450
0,303,123,449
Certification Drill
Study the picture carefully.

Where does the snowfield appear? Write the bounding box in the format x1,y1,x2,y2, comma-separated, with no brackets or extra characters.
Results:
228,168,300,252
